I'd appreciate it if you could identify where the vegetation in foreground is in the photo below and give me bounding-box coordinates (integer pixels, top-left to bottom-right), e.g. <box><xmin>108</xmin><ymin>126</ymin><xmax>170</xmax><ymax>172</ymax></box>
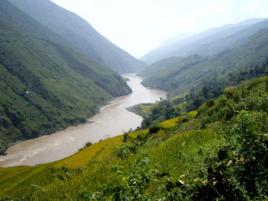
<box><xmin>0</xmin><ymin>76</ymin><xmax>267</xmax><ymax>200</ymax></box>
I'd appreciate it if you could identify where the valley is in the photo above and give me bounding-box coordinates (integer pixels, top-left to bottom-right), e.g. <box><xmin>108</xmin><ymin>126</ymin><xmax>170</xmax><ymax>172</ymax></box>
<box><xmin>0</xmin><ymin>0</ymin><xmax>268</xmax><ymax>200</ymax></box>
<box><xmin>0</xmin><ymin>74</ymin><xmax>166</xmax><ymax>167</ymax></box>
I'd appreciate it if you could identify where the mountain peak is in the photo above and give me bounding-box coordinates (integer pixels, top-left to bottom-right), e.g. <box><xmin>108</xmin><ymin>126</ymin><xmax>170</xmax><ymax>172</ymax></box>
<box><xmin>9</xmin><ymin>0</ymin><xmax>146</xmax><ymax>73</ymax></box>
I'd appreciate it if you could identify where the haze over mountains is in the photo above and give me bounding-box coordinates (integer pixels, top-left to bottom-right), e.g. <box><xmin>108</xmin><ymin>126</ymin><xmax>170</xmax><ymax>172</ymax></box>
<box><xmin>141</xmin><ymin>18</ymin><xmax>268</xmax><ymax>108</ymax></box>
<box><xmin>9</xmin><ymin>0</ymin><xmax>145</xmax><ymax>73</ymax></box>
<box><xmin>142</xmin><ymin>18</ymin><xmax>267</xmax><ymax>64</ymax></box>
<box><xmin>0</xmin><ymin>0</ymin><xmax>140</xmax><ymax>153</ymax></box>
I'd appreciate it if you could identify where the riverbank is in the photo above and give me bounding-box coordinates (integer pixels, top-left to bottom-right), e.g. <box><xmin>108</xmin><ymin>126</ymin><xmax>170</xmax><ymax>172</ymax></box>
<box><xmin>0</xmin><ymin>74</ymin><xmax>166</xmax><ymax>167</ymax></box>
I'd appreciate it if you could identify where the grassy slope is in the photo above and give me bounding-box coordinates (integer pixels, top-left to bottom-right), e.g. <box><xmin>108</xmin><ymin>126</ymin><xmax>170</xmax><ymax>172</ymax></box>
<box><xmin>0</xmin><ymin>129</ymin><xmax>222</xmax><ymax>200</ymax></box>
<box><xmin>0</xmin><ymin>1</ymin><xmax>131</xmax><ymax>153</ymax></box>
<box><xmin>0</xmin><ymin>133</ymin><xmax>135</xmax><ymax>197</ymax></box>
<box><xmin>0</xmin><ymin>76</ymin><xmax>267</xmax><ymax>200</ymax></box>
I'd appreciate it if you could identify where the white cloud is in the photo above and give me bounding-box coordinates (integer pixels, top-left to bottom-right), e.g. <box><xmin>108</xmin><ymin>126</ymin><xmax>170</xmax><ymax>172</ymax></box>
<box><xmin>50</xmin><ymin>0</ymin><xmax>268</xmax><ymax>58</ymax></box>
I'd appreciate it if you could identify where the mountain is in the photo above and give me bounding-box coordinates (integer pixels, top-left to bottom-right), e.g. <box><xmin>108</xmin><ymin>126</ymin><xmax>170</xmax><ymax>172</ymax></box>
<box><xmin>0</xmin><ymin>0</ymin><xmax>131</xmax><ymax>154</ymax></box>
<box><xmin>141</xmin><ymin>25</ymin><xmax>268</xmax><ymax>96</ymax></box>
<box><xmin>142</xmin><ymin>18</ymin><xmax>266</xmax><ymax>64</ymax></box>
<box><xmin>9</xmin><ymin>0</ymin><xmax>146</xmax><ymax>73</ymax></box>
<box><xmin>1</xmin><ymin>75</ymin><xmax>267</xmax><ymax>200</ymax></box>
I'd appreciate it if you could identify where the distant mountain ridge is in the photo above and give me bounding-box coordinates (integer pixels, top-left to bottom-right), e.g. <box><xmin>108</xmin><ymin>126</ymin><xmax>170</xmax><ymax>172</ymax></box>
<box><xmin>9</xmin><ymin>0</ymin><xmax>146</xmax><ymax>73</ymax></box>
<box><xmin>142</xmin><ymin>18</ymin><xmax>267</xmax><ymax>64</ymax></box>
<box><xmin>141</xmin><ymin>21</ymin><xmax>268</xmax><ymax>96</ymax></box>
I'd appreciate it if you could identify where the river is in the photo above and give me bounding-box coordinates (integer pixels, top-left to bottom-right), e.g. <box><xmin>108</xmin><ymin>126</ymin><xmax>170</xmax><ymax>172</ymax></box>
<box><xmin>0</xmin><ymin>74</ymin><xmax>166</xmax><ymax>167</ymax></box>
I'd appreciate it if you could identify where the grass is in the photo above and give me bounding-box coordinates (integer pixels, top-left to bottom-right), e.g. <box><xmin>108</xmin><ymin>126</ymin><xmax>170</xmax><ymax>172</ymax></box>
<box><xmin>0</xmin><ymin>135</ymin><xmax>125</xmax><ymax>197</ymax></box>
<box><xmin>53</xmin><ymin>136</ymin><xmax>123</xmax><ymax>169</ymax></box>
<box><xmin>0</xmin><ymin>165</ymin><xmax>51</xmax><ymax>197</ymax></box>
<box><xmin>0</xmin><ymin>90</ymin><xmax>225</xmax><ymax>200</ymax></box>
<box><xmin>159</xmin><ymin>117</ymin><xmax>181</xmax><ymax>129</ymax></box>
<box><xmin>127</xmin><ymin>103</ymin><xmax>155</xmax><ymax>118</ymax></box>
<box><xmin>0</xmin><ymin>114</ymin><xmax>220</xmax><ymax>199</ymax></box>
<box><xmin>1</xmin><ymin>77</ymin><xmax>267</xmax><ymax>200</ymax></box>
<box><xmin>148</xmin><ymin>129</ymin><xmax>224</xmax><ymax>177</ymax></box>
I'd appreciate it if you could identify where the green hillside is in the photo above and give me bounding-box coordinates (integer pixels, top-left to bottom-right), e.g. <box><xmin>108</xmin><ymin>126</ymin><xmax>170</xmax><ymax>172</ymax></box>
<box><xmin>0</xmin><ymin>1</ymin><xmax>131</xmax><ymax>154</ymax></box>
<box><xmin>139</xmin><ymin>26</ymin><xmax>268</xmax><ymax>129</ymax></box>
<box><xmin>141</xmin><ymin>28</ymin><xmax>268</xmax><ymax>99</ymax></box>
<box><xmin>0</xmin><ymin>76</ymin><xmax>267</xmax><ymax>201</ymax></box>
<box><xmin>9</xmin><ymin>0</ymin><xmax>146</xmax><ymax>73</ymax></box>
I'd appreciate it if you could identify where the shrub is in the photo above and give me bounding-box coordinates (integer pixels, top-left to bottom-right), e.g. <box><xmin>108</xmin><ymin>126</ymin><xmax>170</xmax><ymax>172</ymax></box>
<box><xmin>117</xmin><ymin>143</ymin><xmax>137</xmax><ymax>159</ymax></box>
<box><xmin>79</xmin><ymin>141</ymin><xmax>92</xmax><ymax>151</ymax></box>
<box><xmin>123</xmin><ymin>132</ymin><xmax>128</xmax><ymax>142</ymax></box>
<box><xmin>149</xmin><ymin>125</ymin><xmax>161</xmax><ymax>134</ymax></box>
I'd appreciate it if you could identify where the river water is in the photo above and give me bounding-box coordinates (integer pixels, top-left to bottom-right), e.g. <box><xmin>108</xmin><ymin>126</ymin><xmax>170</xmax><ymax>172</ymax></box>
<box><xmin>0</xmin><ymin>74</ymin><xmax>166</xmax><ymax>167</ymax></box>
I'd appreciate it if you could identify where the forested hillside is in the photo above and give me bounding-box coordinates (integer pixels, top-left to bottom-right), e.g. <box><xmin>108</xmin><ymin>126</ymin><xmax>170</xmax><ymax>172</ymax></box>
<box><xmin>141</xmin><ymin>27</ymin><xmax>268</xmax><ymax>100</ymax></box>
<box><xmin>0</xmin><ymin>1</ymin><xmax>131</xmax><ymax>154</ymax></box>
<box><xmin>9</xmin><ymin>0</ymin><xmax>146</xmax><ymax>73</ymax></box>
<box><xmin>0</xmin><ymin>76</ymin><xmax>267</xmax><ymax>201</ymax></box>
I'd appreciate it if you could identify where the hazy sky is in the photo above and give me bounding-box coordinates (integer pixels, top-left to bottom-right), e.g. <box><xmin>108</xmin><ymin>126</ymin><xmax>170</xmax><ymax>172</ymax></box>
<box><xmin>50</xmin><ymin>0</ymin><xmax>268</xmax><ymax>58</ymax></box>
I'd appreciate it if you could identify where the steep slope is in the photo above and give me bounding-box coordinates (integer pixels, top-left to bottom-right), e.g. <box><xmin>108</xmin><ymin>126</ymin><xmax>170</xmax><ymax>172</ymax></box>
<box><xmin>142</xmin><ymin>19</ymin><xmax>267</xmax><ymax>64</ymax></box>
<box><xmin>0</xmin><ymin>1</ymin><xmax>131</xmax><ymax>154</ymax></box>
<box><xmin>141</xmin><ymin>28</ymin><xmax>268</xmax><ymax>96</ymax></box>
<box><xmin>0</xmin><ymin>76</ymin><xmax>267</xmax><ymax>200</ymax></box>
<box><xmin>141</xmin><ymin>55</ymin><xmax>204</xmax><ymax>83</ymax></box>
<box><xmin>9</xmin><ymin>0</ymin><xmax>146</xmax><ymax>73</ymax></box>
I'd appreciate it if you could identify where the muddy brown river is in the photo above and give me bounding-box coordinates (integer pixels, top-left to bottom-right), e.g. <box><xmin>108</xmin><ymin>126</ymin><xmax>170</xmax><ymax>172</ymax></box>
<box><xmin>0</xmin><ymin>74</ymin><xmax>166</xmax><ymax>167</ymax></box>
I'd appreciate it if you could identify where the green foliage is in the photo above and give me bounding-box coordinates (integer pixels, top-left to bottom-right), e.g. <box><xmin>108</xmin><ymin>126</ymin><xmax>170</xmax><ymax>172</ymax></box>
<box><xmin>0</xmin><ymin>1</ymin><xmax>131</xmax><ymax>152</ymax></box>
<box><xmin>182</xmin><ymin>110</ymin><xmax>268</xmax><ymax>201</ymax></box>
<box><xmin>141</xmin><ymin>100</ymin><xmax>181</xmax><ymax>128</ymax></box>
<box><xmin>148</xmin><ymin>125</ymin><xmax>161</xmax><ymax>134</ymax></box>
<box><xmin>0</xmin><ymin>78</ymin><xmax>268</xmax><ymax>200</ymax></box>
<box><xmin>117</xmin><ymin>143</ymin><xmax>137</xmax><ymax>159</ymax></box>
<box><xmin>93</xmin><ymin>156</ymin><xmax>157</xmax><ymax>201</ymax></box>
<box><xmin>140</xmin><ymin>61</ymin><xmax>268</xmax><ymax>128</ymax></box>
<box><xmin>141</xmin><ymin>26</ymin><xmax>268</xmax><ymax>114</ymax></box>
<box><xmin>127</xmin><ymin>103</ymin><xmax>155</xmax><ymax>119</ymax></box>
<box><xmin>9</xmin><ymin>0</ymin><xmax>146</xmax><ymax>73</ymax></box>
<box><xmin>185</xmin><ymin>64</ymin><xmax>268</xmax><ymax>111</ymax></box>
